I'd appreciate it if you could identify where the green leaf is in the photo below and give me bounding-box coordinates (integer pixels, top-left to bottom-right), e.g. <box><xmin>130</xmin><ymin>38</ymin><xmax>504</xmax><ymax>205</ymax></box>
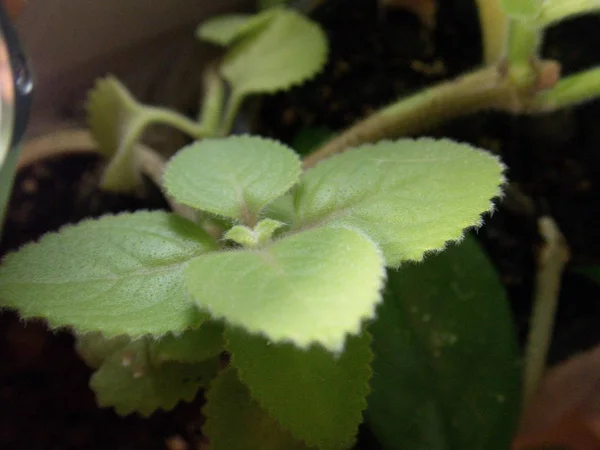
<box><xmin>221</xmin><ymin>9</ymin><xmax>327</xmax><ymax>99</ymax></box>
<box><xmin>196</xmin><ymin>10</ymin><xmax>277</xmax><ymax>46</ymax></box>
<box><xmin>75</xmin><ymin>332</ymin><xmax>130</xmax><ymax>369</ymax></box>
<box><xmin>164</xmin><ymin>136</ymin><xmax>301</xmax><ymax>223</ymax></box>
<box><xmin>86</xmin><ymin>76</ymin><xmax>148</xmax><ymax>191</ymax></box>
<box><xmin>226</xmin><ymin>328</ymin><xmax>372</xmax><ymax>449</ymax></box>
<box><xmin>294</xmin><ymin>138</ymin><xmax>505</xmax><ymax>267</ymax></box>
<box><xmin>367</xmin><ymin>236</ymin><xmax>521</xmax><ymax>450</ymax></box>
<box><xmin>91</xmin><ymin>339</ymin><xmax>219</xmax><ymax>416</ymax></box>
<box><xmin>149</xmin><ymin>321</ymin><xmax>225</xmax><ymax>364</ymax></box>
<box><xmin>203</xmin><ymin>368</ymin><xmax>312</xmax><ymax>450</ymax></box>
<box><xmin>0</xmin><ymin>211</ymin><xmax>216</xmax><ymax>337</ymax></box>
<box><xmin>500</xmin><ymin>0</ymin><xmax>542</xmax><ymax>19</ymax></box>
<box><xmin>185</xmin><ymin>226</ymin><xmax>385</xmax><ymax>352</ymax></box>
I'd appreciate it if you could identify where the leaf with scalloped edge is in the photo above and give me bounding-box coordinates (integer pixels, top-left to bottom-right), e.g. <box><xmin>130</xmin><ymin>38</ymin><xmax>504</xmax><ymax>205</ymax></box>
<box><xmin>203</xmin><ymin>368</ymin><xmax>313</xmax><ymax>450</ymax></box>
<box><xmin>185</xmin><ymin>226</ymin><xmax>385</xmax><ymax>352</ymax></box>
<box><xmin>0</xmin><ymin>211</ymin><xmax>216</xmax><ymax>337</ymax></box>
<box><xmin>293</xmin><ymin>138</ymin><xmax>505</xmax><ymax>267</ymax></box>
<box><xmin>163</xmin><ymin>136</ymin><xmax>301</xmax><ymax>223</ymax></box>
<box><xmin>75</xmin><ymin>332</ymin><xmax>130</xmax><ymax>369</ymax></box>
<box><xmin>149</xmin><ymin>321</ymin><xmax>225</xmax><ymax>365</ymax></box>
<box><xmin>227</xmin><ymin>328</ymin><xmax>372</xmax><ymax>449</ymax></box>
<box><xmin>85</xmin><ymin>76</ymin><xmax>148</xmax><ymax>191</ymax></box>
<box><xmin>196</xmin><ymin>9</ymin><xmax>278</xmax><ymax>46</ymax></box>
<box><xmin>221</xmin><ymin>9</ymin><xmax>327</xmax><ymax>101</ymax></box>
<box><xmin>90</xmin><ymin>339</ymin><xmax>220</xmax><ymax>416</ymax></box>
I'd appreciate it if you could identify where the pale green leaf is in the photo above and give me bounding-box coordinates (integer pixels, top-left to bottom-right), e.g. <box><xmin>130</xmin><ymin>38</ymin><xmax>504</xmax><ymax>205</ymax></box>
<box><xmin>150</xmin><ymin>321</ymin><xmax>225</xmax><ymax>364</ymax></box>
<box><xmin>227</xmin><ymin>328</ymin><xmax>372</xmax><ymax>449</ymax></box>
<box><xmin>196</xmin><ymin>10</ymin><xmax>277</xmax><ymax>46</ymax></box>
<box><xmin>86</xmin><ymin>76</ymin><xmax>147</xmax><ymax>191</ymax></box>
<box><xmin>163</xmin><ymin>136</ymin><xmax>301</xmax><ymax>223</ymax></box>
<box><xmin>91</xmin><ymin>339</ymin><xmax>220</xmax><ymax>416</ymax></box>
<box><xmin>367</xmin><ymin>236</ymin><xmax>521</xmax><ymax>450</ymax></box>
<box><xmin>0</xmin><ymin>211</ymin><xmax>217</xmax><ymax>337</ymax></box>
<box><xmin>501</xmin><ymin>0</ymin><xmax>542</xmax><ymax>19</ymax></box>
<box><xmin>221</xmin><ymin>9</ymin><xmax>327</xmax><ymax>99</ymax></box>
<box><xmin>203</xmin><ymin>368</ymin><xmax>312</xmax><ymax>450</ymax></box>
<box><xmin>293</xmin><ymin>138</ymin><xmax>505</xmax><ymax>267</ymax></box>
<box><xmin>75</xmin><ymin>332</ymin><xmax>130</xmax><ymax>369</ymax></box>
<box><xmin>185</xmin><ymin>226</ymin><xmax>385</xmax><ymax>352</ymax></box>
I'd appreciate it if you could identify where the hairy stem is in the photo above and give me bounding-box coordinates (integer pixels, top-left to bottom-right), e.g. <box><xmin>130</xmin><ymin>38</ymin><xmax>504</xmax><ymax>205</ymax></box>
<box><xmin>531</xmin><ymin>66</ymin><xmax>600</xmax><ymax>112</ymax></box>
<box><xmin>303</xmin><ymin>65</ymin><xmax>520</xmax><ymax>168</ymax></box>
<box><xmin>475</xmin><ymin>0</ymin><xmax>509</xmax><ymax>64</ymax></box>
<box><xmin>505</xmin><ymin>20</ymin><xmax>543</xmax><ymax>86</ymax></box>
<box><xmin>199</xmin><ymin>65</ymin><xmax>226</xmax><ymax>136</ymax></box>
<box><xmin>540</xmin><ymin>0</ymin><xmax>600</xmax><ymax>26</ymax></box>
<box><xmin>523</xmin><ymin>216</ymin><xmax>570</xmax><ymax>403</ymax></box>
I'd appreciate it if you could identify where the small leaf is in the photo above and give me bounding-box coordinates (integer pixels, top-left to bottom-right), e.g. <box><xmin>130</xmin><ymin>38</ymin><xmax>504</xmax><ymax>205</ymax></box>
<box><xmin>163</xmin><ymin>136</ymin><xmax>301</xmax><ymax>223</ymax></box>
<box><xmin>203</xmin><ymin>368</ymin><xmax>312</xmax><ymax>450</ymax></box>
<box><xmin>221</xmin><ymin>9</ymin><xmax>327</xmax><ymax>99</ymax></box>
<box><xmin>226</xmin><ymin>328</ymin><xmax>372</xmax><ymax>449</ymax></box>
<box><xmin>196</xmin><ymin>10</ymin><xmax>277</xmax><ymax>46</ymax></box>
<box><xmin>150</xmin><ymin>321</ymin><xmax>225</xmax><ymax>364</ymax></box>
<box><xmin>294</xmin><ymin>138</ymin><xmax>505</xmax><ymax>267</ymax></box>
<box><xmin>86</xmin><ymin>76</ymin><xmax>147</xmax><ymax>191</ymax></box>
<box><xmin>185</xmin><ymin>226</ymin><xmax>385</xmax><ymax>352</ymax></box>
<box><xmin>500</xmin><ymin>0</ymin><xmax>542</xmax><ymax>19</ymax></box>
<box><xmin>0</xmin><ymin>211</ymin><xmax>217</xmax><ymax>337</ymax></box>
<box><xmin>75</xmin><ymin>332</ymin><xmax>130</xmax><ymax>369</ymax></box>
<box><xmin>91</xmin><ymin>339</ymin><xmax>219</xmax><ymax>416</ymax></box>
<box><xmin>367</xmin><ymin>236</ymin><xmax>521</xmax><ymax>450</ymax></box>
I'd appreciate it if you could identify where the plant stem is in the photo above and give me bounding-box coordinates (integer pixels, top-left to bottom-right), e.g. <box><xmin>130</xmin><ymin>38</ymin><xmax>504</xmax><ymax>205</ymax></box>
<box><xmin>199</xmin><ymin>65</ymin><xmax>225</xmax><ymax>136</ymax></box>
<box><xmin>146</xmin><ymin>107</ymin><xmax>206</xmax><ymax>139</ymax></box>
<box><xmin>219</xmin><ymin>92</ymin><xmax>244</xmax><ymax>136</ymax></box>
<box><xmin>523</xmin><ymin>216</ymin><xmax>570</xmax><ymax>404</ymax></box>
<box><xmin>531</xmin><ymin>66</ymin><xmax>600</xmax><ymax>112</ymax></box>
<box><xmin>303</xmin><ymin>66</ymin><xmax>519</xmax><ymax>168</ymax></box>
<box><xmin>540</xmin><ymin>0</ymin><xmax>600</xmax><ymax>26</ymax></box>
<box><xmin>505</xmin><ymin>19</ymin><xmax>543</xmax><ymax>86</ymax></box>
<box><xmin>475</xmin><ymin>0</ymin><xmax>509</xmax><ymax>64</ymax></box>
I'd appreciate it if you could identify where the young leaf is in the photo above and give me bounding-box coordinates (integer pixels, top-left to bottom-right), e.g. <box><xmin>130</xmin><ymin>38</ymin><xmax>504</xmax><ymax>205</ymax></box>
<box><xmin>500</xmin><ymin>0</ymin><xmax>542</xmax><ymax>19</ymax></box>
<box><xmin>0</xmin><ymin>211</ymin><xmax>217</xmax><ymax>337</ymax></box>
<box><xmin>86</xmin><ymin>76</ymin><xmax>148</xmax><ymax>191</ymax></box>
<box><xmin>226</xmin><ymin>328</ymin><xmax>372</xmax><ymax>449</ymax></box>
<box><xmin>196</xmin><ymin>10</ymin><xmax>277</xmax><ymax>47</ymax></box>
<box><xmin>75</xmin><ymin>332</ymin><xmax>130</xmax><ymax>369</ymax></box>
<box><xmin>221</xmin><ymin>9</ymin><xmax>327</xmax><ymax>99</ymax></box>
<box><xmin>293</xmin><ymin>138</ymin><xmax>505</xmax><ymax>267</ymax></box>
<box><xmin>163</xmin><ymin>136</ymin><xmax>301</xmax><ymax>224</ymax></box>
<box><xmin>185</xmin><ymin>226</ymin><xmax>385</xmax><ymax>352</ymax></box>
<box><xmin>91</xmin><ymin>339</ymin><xmax>220</xmax><ymax>416</ymax></box>
<box><xmin>149</xmin><ymin>321</ymin><xmax>225</xmax><ymax>365</ymax></box>
<box><xmin>367</xmin><ymin>236</ymin><xmax>521</xmax><ymax>450</ymax></box>
<box><xmin>203</xmin><ymin>368</ymin><xmax>312</xmax><ymax>450</ymax></box>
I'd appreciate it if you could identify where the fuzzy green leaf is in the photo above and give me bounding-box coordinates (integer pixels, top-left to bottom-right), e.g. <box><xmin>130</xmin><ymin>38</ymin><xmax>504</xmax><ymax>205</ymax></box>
<box><xmin>196</xmin><ymin>10</ymin><xmax>277</xmax><ymax>46</ymax></box>
<box><xmin>149</xmin><ymin>321</ymin><xmax>225</xmax><ymax>364</ymax></box>
<box><xmin>221</xmin><ymin>9</ymin><xmax>327</xmax><ymax>99</ymax></box>
<box><xmin>203</xmin><ymin>368</ymin><xmax>312</xmax><ymax>450</ymax></box>
<box><xmin>0</xmin><ymin>211</ymin><xmax>216</xmax><ymax>337</ymax></box>
<box><xmin>75</xmin><ymin>332</ymin><xmax>130</xmax><ymax>369</ymax></box>
<box><xmin>367</xmin><ymin>236</ymin><xmax>521</xmax><ymax>450</ymax></box>
<box><xmin>164</xmin><ymin>136</ymin><xmax>301</xmax><ymax>223</ymax></box>
<box><xmin>500</xmin><ymin>0</ymin><xmax>542</xmax><ymax>19</ymax></box>
<box><xmin>227</xmin><ymin>328</ymin><xmax>372</xmax><ymax>449</ymax></box>
<box><xmin>91</xmin><ymin>339</ymin><xmax>219</xmax><ymax>416</ymax></box>
<box><xmin>86</xmin><ymin>76</ymin><xmax>148</xmax><ymax>191</ymax></box>
<box><xmin>294</xmin><ymin>138</ymin><xmax>505</xmax><ymax>267</ymax></box>
<box><xmin>185</xmin><ymin>226</ymin><xmax>385</xmax><ymax>352</ymax></box>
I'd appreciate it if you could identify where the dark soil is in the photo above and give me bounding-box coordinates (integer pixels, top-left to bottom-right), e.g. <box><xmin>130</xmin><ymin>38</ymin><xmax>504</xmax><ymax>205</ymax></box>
<box><xmin>2</xmin><ymin>0</ymin><xmax>600</xmax><ymax>448</ymax></box>
<box><xmin>255</xmin><ymin>0</ymin><xmax>600</xmax><ymax>363</ymax></box>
